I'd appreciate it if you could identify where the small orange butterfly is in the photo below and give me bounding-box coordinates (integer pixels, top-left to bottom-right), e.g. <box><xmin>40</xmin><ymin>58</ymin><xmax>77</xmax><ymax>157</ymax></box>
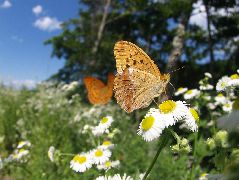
<box><xmin>113</xmin><ymin>41</ymin><xmax>170</xmax><ymax>113</ymax></box>
<box><xmin>84</xmin><ymin>73</ymin><xmax>115</xmax><ymax>105</ymax></box>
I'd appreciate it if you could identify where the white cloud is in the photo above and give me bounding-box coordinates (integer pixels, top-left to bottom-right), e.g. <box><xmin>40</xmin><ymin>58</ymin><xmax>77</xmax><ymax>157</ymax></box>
<box><xmin>1</xmin><ymin>79</ymin><xmax>39</xmax><ymax>89</ymax></box>
<box><xmin>0</xmin><ymin>0</ymin><xmax>12</xmax><ymax>8</ymax></box>
<box><xmin>34</xmin><ymin>16</ymin><xmax>62</xmax><ymax>32</ymax></box>
<box><xmin>32</xmin><ymin>5</ymin><xmax>43</xmax><ymax>15</ymax></box>
<box><xmin>189</xmin><ymin>0</ymin><xmax>207</xmax><ymax>30</ymax></box>
<box><xmin>11</xmin><ymin>35</ymin><xmax>24</xmax><ymax>43</ymax></box>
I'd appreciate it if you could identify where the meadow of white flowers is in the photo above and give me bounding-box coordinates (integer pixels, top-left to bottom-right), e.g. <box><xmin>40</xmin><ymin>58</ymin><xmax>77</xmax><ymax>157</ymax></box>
<box><xmin>0</xmin><ymin>70</ymin><xmax>239</xmax><ymax>179</ymax></box>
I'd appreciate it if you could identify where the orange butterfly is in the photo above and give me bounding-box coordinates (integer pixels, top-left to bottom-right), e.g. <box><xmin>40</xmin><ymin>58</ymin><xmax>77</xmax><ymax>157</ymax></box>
<box><xmin>84</xmin><ymin>73</ymin><xmax>115</xmax><ymax>105</ymax></box>
<box><xmin>113</xmin><ymin>41</ymin><xmax>170</xmax><ymax>113</ymax></box>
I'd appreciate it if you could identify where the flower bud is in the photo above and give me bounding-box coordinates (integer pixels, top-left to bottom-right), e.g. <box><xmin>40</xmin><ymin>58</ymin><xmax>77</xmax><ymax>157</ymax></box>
<box><xmin>214</xmin><ymin>130</ymin><xmax>229</xmax><ymax>148</ymax></box>
<box><xmin>206</xmin><ymin>138</ymin><xmax>216</xmax><ymax>151</ymax></box>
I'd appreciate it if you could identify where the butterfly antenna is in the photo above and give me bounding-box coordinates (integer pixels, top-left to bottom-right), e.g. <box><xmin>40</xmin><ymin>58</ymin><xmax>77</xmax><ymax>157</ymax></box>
<box><xmin>153</xmin><ymin>99</ymin><xmax>159</xmax><ymax>106</ymax></box>
<box><xmin>169</xmin><ymin>82</ymin><xmax>175</xmax><ymax>92</ymax></box>
<box><xmin>169</xmin><ymin>66</ymin><xmax>185</xmax><ymax>74</ymax></box>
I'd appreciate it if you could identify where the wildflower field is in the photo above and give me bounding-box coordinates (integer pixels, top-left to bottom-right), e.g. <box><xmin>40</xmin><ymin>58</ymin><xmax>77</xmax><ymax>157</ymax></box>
<box><xmin>0</xmin><ymin>71</ymin><xmax>239</xmax><ymax>179</ymax></box>
<box><xmin>1</xmin><ymin>0</ymin><xmax>239</xmax><ymax>179</ymax></box>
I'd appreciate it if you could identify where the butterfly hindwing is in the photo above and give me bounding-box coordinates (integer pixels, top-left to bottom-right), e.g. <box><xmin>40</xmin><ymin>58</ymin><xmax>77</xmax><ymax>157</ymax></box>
<box><xmin>114</xmin><ymin>68</ymin><xmax>163</xmax><ymax>113</ymax></box>
<box><xmin>83</xmin><ymin>73</ymin><xmax>115</xmax><ymax>105</ymax></box>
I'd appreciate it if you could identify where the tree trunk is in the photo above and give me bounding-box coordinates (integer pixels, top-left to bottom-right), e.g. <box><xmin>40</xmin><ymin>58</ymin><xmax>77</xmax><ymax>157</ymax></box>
<box><xmin>204</xmin><ymin>0</ymin><xmax>215</xmax><ymax>74</ymax></box>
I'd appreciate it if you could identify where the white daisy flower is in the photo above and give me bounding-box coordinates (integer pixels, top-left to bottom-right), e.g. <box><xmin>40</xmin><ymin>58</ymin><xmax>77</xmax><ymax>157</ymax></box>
<box><xmin>183</xmin><ymin>89</ymin><xmax>200</xmax><ymax>99</ymax></box>
<box><xmin>91</xmin><ymin>148</ymin><xmax>111</xmax><ymax>165</ymax></box>
<box><xmin>17</xmin><ymin>141</ymin><xmax>31</xmax><ymax>149</ymax></box>
<box><xmin>107</xmin><ymin>128</ymin><xmax>121</xmax><ymax>139</ymax></box>
<box><xmin>97</xmin><ymin>160</ymin><xmax>120</xmax><ymax>170</ymax></box>
<box><xmin>207</xmin><ymin>103</ymin><xmax>216</xmax><ymax>110</ymax></box>
<box><xmin>0</xmin><ymin>157</ymin><xmax>3</xmax><ymax>169</ymax></box>
<box><xmin>98</xmin><ymin>140</ymin><xmax>114</xmax><ymax>150</ymax></box>
<box><xmin>199</xmin><ymin>84</ymin><xmax>213</xmax><ymax>90</ymax></box>
<box><xmin>70</xmin><ymin>153</ymin><xmax>93</xmax><ymax>173</ymax></box>
<box><xmin>82</xmin><ymin>125</ymin><xmax>93</xmax><ymax>134</ymax></box>
<box><xmin>74</xmin><ymin>113</ymin><xmax>81</xmax><ymax>122</ymax></box>
<box><xmin>98</xmin><ymin>116</ymin><xmax>114</xmax><ymax>129</ymax></box>
<box><xmin>67</xmin><ymin>81</ymin><xmax>79</xmax><ymax>91</ymax></box>
<box><xmin>92</xmin><ymin>126</ymin><xmax>105</xmax><ymax>136</ymax></box>
<box><xmin>215</xmin><ymin>93</ymin><xmax>227</xmax><ymax>105</ymax></box>
<box><xmin>92</xmin><ymin>116</ymin><xmax>114</xmax><ymax>136</ymax></box>
<box><xmin>48</xmin><ymin>146</ymin><xmax>55</xmax><ymax>162</ymax></box>
<box><xmin>222</xmin><ymin>101</ymin><xmax>233</xmax><ymax>112</ymax></box>
<box><xmin>139</xmin><ymin>173</ymin><xmax>146</xmax><ymax>180</ymax></box>
<box><xmin>228</xmin><ymin>74</ymin><xmax>239</xmax><ymax>87</ymax></box>
<box><xmin>112</xmin><ymin>174</ymin><xmax>133</xmax><ymax>180</ymax></box>
<box><xmin>182</xmin><ymin>108</ymin><xmax>199</xmax><ymax>132</ymax></box>
<box><xmin>95</xmin><ymin>176</ymin><xmax>108</xmax><ymax>180</ymax></box>
<box><xmin>216</xmin><ymin>76</ymin><xmax>231</xmax><ymax>91</ymax></box>
<box><xmin>237</xmin><ymin>69</ymin><xmax>239</xmax><ymax>74</ymax></box>
<box><xmin>199</xmin><ymin>173</ymin><xmax>209</xmax><ymax>180</ymax></box>
<box><xmin>158</xmin><ymin>100</ymin><xmax>189</xmax><ymax>127</ymax></box>
<box><xmin>204</xmin><ymin>72</ymin><xmax>212</xmax><ymax>78</ymax></box>
<box><xmin>137</xmin><ymin>108</ymin><xmax>165</xmax><ymax>142</ymax></box>
<box><xmin>13</xmin><ymin>149</ymin><xmax>29</xmax><ymax>160</ymax></box>
<box><xmin>203</xmin><ymin>95</ymin><xmax>211</xmax><ymax>101</ymax></box>
<box><xmin>174</xmin><ymin>87</ymin><xmax>188</xmax><ymax>96</ymax></box>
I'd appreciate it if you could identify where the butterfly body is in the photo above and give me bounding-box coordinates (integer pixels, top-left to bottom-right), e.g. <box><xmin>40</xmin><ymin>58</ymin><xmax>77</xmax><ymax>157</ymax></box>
<box><xmin>113</xmin><ymin>41</ymin><xmax>170</xmax><ymax>113</ymax></box>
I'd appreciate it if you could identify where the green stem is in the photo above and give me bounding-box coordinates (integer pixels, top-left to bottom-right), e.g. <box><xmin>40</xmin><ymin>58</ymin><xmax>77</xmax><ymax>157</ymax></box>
<box><xmin>190</xmin><ymin>131</ymin><xmax>198</xmax><ymax>179</ymax></box>
<box><xmin>142</xmin><ymin>132</ymin><xmax>169</xmax><ymax>180</ymax></box>
<box><xmin>169</xmin><ymin>129</ymin><xmax>180</xmax><ymax>142</ymax></box>
<box><xmin>59</xmin><ymin>153</ymin><xmax>75</xmax><ymax>156</ymax></box>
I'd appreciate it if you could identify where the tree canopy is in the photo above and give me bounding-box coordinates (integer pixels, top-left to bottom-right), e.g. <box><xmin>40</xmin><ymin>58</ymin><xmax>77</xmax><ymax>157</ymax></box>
<box><xmin>46</xmin><ymin>0</ymin><xmax>239</xmax><ymax>87</ymax></box>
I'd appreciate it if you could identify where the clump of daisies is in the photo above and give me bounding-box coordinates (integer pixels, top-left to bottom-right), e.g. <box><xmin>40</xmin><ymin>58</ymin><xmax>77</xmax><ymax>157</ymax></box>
<box><xmin>48</xmin><ymin>115</ymin><xmax>121</xmax><ymax>176</ymax></box>
<box><xmin>61</xmin><ymin>81</ymin><xmax>79</xmax><ymax>92</ymax></box>
<box><xmin>4</xmin><ymin>140</ymin><xmax>32</xmax><ymax>164</ymax></box>
<box><xmin>137</xmin><ymin>100</ymin><xmax>199</xmax><ymax>142</ymax></box>
<box><xmin>199</xmin><ymin>72</ymin><xmax>214</xmax><ymax>91</ymax></box>
<box><xmin>216</xmin><ymin>73</ymin><xmax>239</xmax><ymax>92</ymax></box>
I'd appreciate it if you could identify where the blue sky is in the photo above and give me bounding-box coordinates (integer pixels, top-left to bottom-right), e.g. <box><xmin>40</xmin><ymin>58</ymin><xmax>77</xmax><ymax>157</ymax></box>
<box><xmin>0</xmin><ymin>0</ymin><xmax>78</xmax><ymax>87</ymax></box>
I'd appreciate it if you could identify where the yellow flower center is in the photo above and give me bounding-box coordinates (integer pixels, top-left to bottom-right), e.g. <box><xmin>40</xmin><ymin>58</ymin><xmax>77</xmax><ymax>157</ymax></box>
<box><xmin>217</xmin><ymin>93</ymin><xmax>224</xmax><ymax>97</ymax></box>
<box><xmin>141</xmin><ymin>116</ymin><xmax>155</xmax><ymax>131</ymax></box>
<box><xmin>103</xmin><ymin>141</ymin><xmax>111</xmax><ymax>146</ymax></box>
<box><xmin>19</xmin><ymin>149</ymin><xmax>26</xmax><ymax>153</ymax></box>
<box><xmin>230</xmin><ymin>74</ymin><xmax>239</xmax><ymax>79</ymax></box>
<box><xmin>159</xmin><ymin>100</ymin><xmax>176</xmax><ymax>114</ymax></box>
<box><xmin>233</xmin><ymin>98</ymin><xmax>239</xmax><ymax>110</ymax></box>
<box><xmin>186</xmin><ymin>90</ymin><xmax>192</xmax><ymax>94</ymax></box>
<box><xmin>101</xmin><ymin>117</ymin><xmax>108</xmax><ymax>124</ymax></box>
<box><xmin>190</xmin><ymin>108</ymin><xmax>199</xmax><ymax>122</ymax></box>
<box><xmin>73</xmin><ymin>155</ymin><xmax>86</xmax><ymax>164</ymax></box>
<box><xmin>225</xmin><ymin>103</ymin><xmax>231</xmax><ymax>108</ymax></box>
<box><xmin>95</xmin><ymin>149</ymin><xmax>103</xmax><ymax>157</ymax></box>
<box><xmin>221</xmin><ymin>82</ymin><xmax>226</xmax><ymax>88</ymax></box>
<box><xmin>18</xmin><ymin>141</ymin><xmax>24</xmax><ymax>146</ymax></box>
<box><xmin>178</xmin><ymin>87</ymin><xmax>184</xmax><ymax>91</ymax></box>
<box><xmin>105</xmin><ymin>161</ymin><xmax>111</xmax><ymax>167</ymax></box>
<box><xmin>13</xmin><ymin>154</ymin><xmax>18</xmax><ymax>159</ymax></box>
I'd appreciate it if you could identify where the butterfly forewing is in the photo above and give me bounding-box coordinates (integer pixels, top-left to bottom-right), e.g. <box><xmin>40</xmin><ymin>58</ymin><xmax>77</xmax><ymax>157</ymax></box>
<box><xmin>114</xmin><ymin>41</ymin><xmax>161</xmax><ymax>77</ymax></box>
<box><xmin>113</xmin><ymin>41</ymin><xmax>170</xmax><ymax>113</ymax></box>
